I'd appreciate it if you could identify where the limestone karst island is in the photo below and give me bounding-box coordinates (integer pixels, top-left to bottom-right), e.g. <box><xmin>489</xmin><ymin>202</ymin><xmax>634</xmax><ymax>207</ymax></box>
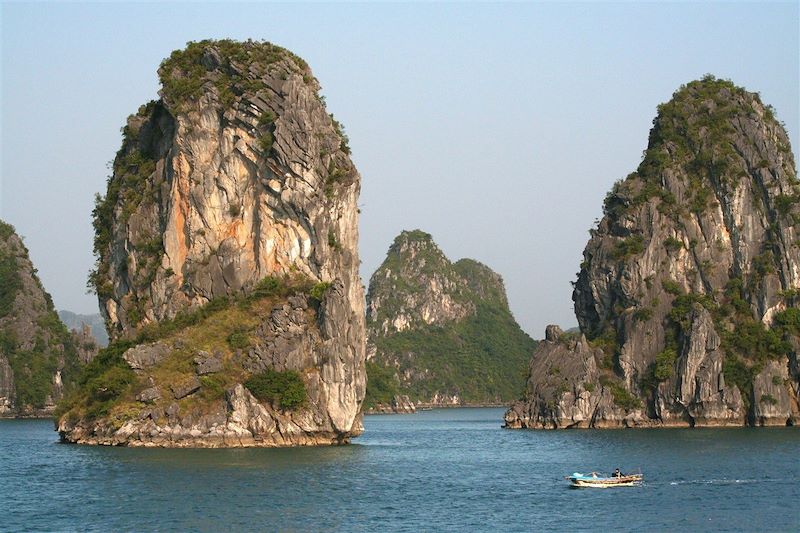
<box><xmin>364</xmin><ymin>230</ymin><xmax>536</xmax><ymax>413</ymax></box>
<box><xmin>506</xmin><ymin>77</ymin><xmax>800</xmax><ymax>429</ymax></box>
<box><xmin>52</xmin><ymin>40</ymin><xmax>367</xmax><ymax>446</ymax></box>
<box><xmin>0</xmin><ymin>221</ymin><xmax>96</xmax><ymax>417</ymax></box>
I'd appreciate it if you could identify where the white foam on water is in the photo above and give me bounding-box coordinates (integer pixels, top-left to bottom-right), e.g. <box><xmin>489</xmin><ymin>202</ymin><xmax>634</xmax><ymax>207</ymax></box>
<box><xmin>668</xmin><ymin>478</ymin><xmax>763</xmax><ymax>486</ymax></box>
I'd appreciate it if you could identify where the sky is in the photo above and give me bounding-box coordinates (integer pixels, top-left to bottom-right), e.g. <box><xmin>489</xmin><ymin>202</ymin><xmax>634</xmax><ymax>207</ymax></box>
<box><xmin>1</xmin><ymin>1</ymin><xmax>798</xmax><ymax>338</ymax></box>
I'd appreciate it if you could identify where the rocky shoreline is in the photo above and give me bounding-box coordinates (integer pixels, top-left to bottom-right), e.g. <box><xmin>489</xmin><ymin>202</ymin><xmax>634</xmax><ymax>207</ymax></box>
<box><xmin>58</xmin><ymin>385</ymin><xmax>363</xmax><ymax>448</ymax></box>
<box><xmin>364</xmin><ymin>397</ymin><xmax>507</xmax><ymax>415</ymax></box>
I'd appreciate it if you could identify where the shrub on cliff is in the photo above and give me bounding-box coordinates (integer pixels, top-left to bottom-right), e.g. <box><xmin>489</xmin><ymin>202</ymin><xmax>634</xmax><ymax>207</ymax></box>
<box><xmin>245</xmin><ymin>369</ymin><xmax>306</xmax><ymax>409</ymax></box>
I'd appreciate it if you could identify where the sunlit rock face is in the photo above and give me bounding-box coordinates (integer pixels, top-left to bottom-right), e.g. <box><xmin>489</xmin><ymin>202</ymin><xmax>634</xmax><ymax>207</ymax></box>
<box><xmin>506</xmin><ymin>76</ymin><xmax>800</xmax><ymax>429</ymax></box>
<box><xmin>59</xmin><ymin>40</ymin><xmax>365</xmax><ymax>446</ymax></box>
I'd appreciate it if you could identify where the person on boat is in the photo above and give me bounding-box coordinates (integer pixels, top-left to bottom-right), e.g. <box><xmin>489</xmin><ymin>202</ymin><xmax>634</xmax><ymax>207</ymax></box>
<box><xmin>613</xmin><ymin>468</ymin><xmax>622</xmax><ymax>478</ymax></box>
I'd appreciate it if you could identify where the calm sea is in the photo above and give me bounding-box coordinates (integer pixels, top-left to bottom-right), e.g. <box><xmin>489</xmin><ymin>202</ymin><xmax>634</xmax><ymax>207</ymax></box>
<box><xmin>1</xmin><ymin>408</ymin><xmax>797</xmax><ymax>532</ymax></box>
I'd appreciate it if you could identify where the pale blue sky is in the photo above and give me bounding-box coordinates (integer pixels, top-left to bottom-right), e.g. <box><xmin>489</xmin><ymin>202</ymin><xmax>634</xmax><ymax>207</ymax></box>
<box><xmin>1</xmin><ymin>1</ymin><xmax>798</xmax><ymax>337</ymax></box>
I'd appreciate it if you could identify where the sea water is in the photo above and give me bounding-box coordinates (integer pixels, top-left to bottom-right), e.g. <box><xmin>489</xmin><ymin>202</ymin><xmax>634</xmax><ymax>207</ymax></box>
<box><xmin>1</xmin><ymin>408</ymin><xmax>797</xmax><ymax>532</ymax></box>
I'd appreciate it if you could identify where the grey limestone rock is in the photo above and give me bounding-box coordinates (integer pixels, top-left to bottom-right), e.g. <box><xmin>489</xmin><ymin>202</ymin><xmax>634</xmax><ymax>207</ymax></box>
<box><xmin>71</xmin><ymin>324</ymin><xmax>100</xmax><ymax>364</ymax></box>
<box><xmin>753</xmin><ymin>359</ymin><xmax>793</xmax><ymax>426</ymax></box>
<box><xmin>0</xmin><ymin>356</ymin><xmax>14</xmax><ymax>415</ymax></box>
<box><xmin>367</xmin><ymin>394</ymin><xmax>417</xmax><ymax>414</ymax></box>
<box><xmin>123</xmin><ymin>343</ymin><xmax>170</xmax><ymax>371</ymax></box>
<box><xmin>137</xmin><ymin>387</ymin><xmax>162</xmax><ymax>403</ymax></box>
<box><xmin>194</xmin><ymin>351</ymin><xmax>223</xmax><ymax>375</ymax></box>
<box><xmin>545</xmin><ymin>325</ymin><xmax>563</xmax><ymax>342</ymax></box>
<box><xmin>171</xmin><ymin>377</ymin><xmax>201</xmax><ymax>399</ymax></box>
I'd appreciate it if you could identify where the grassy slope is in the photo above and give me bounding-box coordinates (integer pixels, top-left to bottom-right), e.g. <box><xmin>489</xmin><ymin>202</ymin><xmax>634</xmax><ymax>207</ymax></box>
<box><xmin>57</xmin><ymin>277</ymin><xmax>322</xmax><ymax>428</ymax></box>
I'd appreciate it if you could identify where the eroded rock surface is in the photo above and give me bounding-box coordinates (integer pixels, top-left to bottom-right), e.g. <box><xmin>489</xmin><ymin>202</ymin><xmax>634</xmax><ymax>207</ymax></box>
<box><xmin>507</xmin><ymin>76</ymin><xmax>800</xmax><ymax>429</ymax></box>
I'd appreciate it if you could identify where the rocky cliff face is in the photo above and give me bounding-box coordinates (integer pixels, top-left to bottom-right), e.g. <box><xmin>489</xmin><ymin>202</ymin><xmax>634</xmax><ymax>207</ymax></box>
<box><xmin>366</xmin><ymin>230</ymin><xmax>535</xmax><ymax>408</ymax></box>
<box><xmin>506</xmin><ymin>76</ymin><xmax>800</xmax><ymax>429</ymax></box>
<box><xmin>0</xmin><ymin>221</ymin><xmax>81</xmax><ymax>417</ymax></box>
<box><xmin>58</xmin><ymin>39</ymin><xmax>365</xmax><ymax>446</ymax></box>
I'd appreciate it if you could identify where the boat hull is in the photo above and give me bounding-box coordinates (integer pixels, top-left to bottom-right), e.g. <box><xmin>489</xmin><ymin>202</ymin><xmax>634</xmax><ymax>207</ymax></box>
<box><xmin>568</xmin><ymin>473</ymin><xmax>642</xmax><ymax>488</ymax></box>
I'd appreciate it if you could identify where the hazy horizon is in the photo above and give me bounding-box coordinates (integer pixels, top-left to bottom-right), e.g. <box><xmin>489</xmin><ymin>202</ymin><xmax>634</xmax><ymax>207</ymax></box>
<box><xmin>2</xmin><ymin>2</ymin><xmax>798</xmax><ymax>338</ymax></box>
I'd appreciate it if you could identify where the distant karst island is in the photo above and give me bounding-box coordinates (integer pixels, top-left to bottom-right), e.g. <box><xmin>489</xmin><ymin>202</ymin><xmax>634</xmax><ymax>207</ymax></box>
<box><xmin>0</xmin><ymin>221</ymin><xmax>96</xmax><ymax>417</ymax></box>
<box><xmin>364</xmin><ymin>230</ymin><xmax>536</xmax><ymax>413</ymax></box>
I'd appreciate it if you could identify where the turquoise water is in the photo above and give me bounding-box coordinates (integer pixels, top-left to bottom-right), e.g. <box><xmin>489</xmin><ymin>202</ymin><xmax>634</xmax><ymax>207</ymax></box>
<box><xmin>1</xmin><ymin>408</ymin><xmax>798</xmax><ymax>532</ymax></box>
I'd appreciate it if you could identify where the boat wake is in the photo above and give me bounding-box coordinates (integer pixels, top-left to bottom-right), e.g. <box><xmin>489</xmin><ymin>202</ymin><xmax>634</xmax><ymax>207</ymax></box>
<box><xmin>668</xmin><ymin>478</ymin><xmax>763</xmax><ymax>486</ymax></box>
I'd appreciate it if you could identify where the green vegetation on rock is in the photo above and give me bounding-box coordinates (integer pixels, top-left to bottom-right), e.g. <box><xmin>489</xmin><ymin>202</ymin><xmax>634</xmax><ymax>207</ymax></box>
<box><xmin>89</xmin><ymin>102</ymin><xmax>163</xmax><ymax>303</ymax></box>
<box><xmin>0</xmin><ymin>248</ymin><xmax>22</xmax><ymax>319</ymax></box>
<box><xmin>601</xmin><ymin>75</ymin><xmax>791</xmax><ymax>227</ymax></box>
<box><xmin>600</xmin><ymin>375</ymin><xmax>642</xmax><ymax>411</ymax></box>
<box><xmin>611</xmin><ymin>235</ymin><xmax>645</xmax><ymax>260</ymax></box>
<box><xmin>363</xmin><ymin>361</ymin><xmax>401</xmax><ymax>407</ymax></box>
<box><xmin>370</xmin><ymin>301</ymin><xmax>535</xmax><ymax>405</ymax></box>
<box><xmin>245</xmin><ymin>369</ymin><xmax>306</xmax><ymax>410</ymax></box>
<box><xmin>158</xmin><ymin>39</ymin><xmax>313</xmax><ymax>112</ymax></box>
<box><xmin>57</xmin><ymin>339</ymin><xmax>137</xmax><ymax>421</ymax></box>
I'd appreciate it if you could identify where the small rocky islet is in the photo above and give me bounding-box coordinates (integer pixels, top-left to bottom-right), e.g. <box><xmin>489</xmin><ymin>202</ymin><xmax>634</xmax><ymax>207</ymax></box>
<box><xmin>1</xmin><ymin>40</ymin><xmax>797</xmax><ymax>444</ymax></box>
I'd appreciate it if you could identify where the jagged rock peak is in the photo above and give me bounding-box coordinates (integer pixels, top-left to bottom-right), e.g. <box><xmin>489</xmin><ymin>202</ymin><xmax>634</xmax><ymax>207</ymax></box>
<box><xmin>506</xmin><ymin>76</ymin><xmax>800</xmax><ymax>429</ymax></box>
<box><xmin>544</xmin><ymin>325</ymin><xmax>563</xmax><ymax>342</ymax></box>
<box><xmin>0</xmin><ymin>220</ymin><xmax>81</xmax><ymax>417</ymax></box>
<box><xmin>366</xmin><ymin>229</ymin><xmax>535</xmax><ymax>408</ymax></box>
<box><xmin>60</xmin><ymin>40</ymin><xmax>365</xmax><ymax>447</ymax></box>
<box><xmin>367</xmin><ymin>229</ymin><xmax>476</xmax><ymax>335</ymax></box>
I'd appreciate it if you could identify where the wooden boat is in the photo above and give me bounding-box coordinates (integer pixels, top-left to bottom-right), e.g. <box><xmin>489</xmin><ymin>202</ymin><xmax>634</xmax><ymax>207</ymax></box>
<box><xmin>567</xmin><ymin>472</ymin><xmax>643</xmax><ymax>488</ymax></box>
